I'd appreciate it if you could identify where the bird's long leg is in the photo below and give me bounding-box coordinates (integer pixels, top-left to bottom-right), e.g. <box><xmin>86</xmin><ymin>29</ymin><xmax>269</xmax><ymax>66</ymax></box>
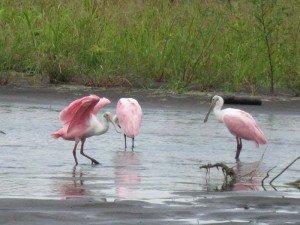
<box><xmin>131</xmin><ymin>137</ymin><xmax>134</xmax><ymax>151</ymax></box>
<box><xmin>80</xmin><ymin>138</ymin><xmax>100</xmax><ymax>165</ymax></box>
<box><xmin>124</xmin><ymin>134</ymin><xmax>127</xmax><ymax>150</ymax></box>
<box><xmin>73</xmin><ymin>141</ymin><xmax>79</xmax><ymax>165</ymax></box>
<box><xmin>235</xmin><ymin>137</ymin><xmax>242</xmax><ymax>159</ymax></box>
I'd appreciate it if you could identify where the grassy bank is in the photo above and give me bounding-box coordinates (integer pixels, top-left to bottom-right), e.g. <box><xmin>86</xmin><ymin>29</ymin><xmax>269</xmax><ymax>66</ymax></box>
<box><xmin>0</xmin><ymin>0</ymin><xmax>299</xmax><ymax>94</ymax></box>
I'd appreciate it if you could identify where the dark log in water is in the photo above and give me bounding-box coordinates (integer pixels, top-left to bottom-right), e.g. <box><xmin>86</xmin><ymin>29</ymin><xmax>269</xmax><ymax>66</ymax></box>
<box><xmin>223</xmin><ymin>95</ymin><xmax>262</xmax><ymax>105</ymax></box>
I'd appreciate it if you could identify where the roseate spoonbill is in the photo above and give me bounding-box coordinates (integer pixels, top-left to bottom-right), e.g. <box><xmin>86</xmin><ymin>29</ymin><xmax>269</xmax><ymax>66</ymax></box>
<box><xmin>113</xmin><ymin>98</ymin><xmax>142</xmax><ymax>150</ymax></box>
<box><xmin>204</xmin><ymin>95</ymin><xmax>267</xmax><ymax>159</ymax></box>
<box><xmin>51</xmin><ymin>95</ymin><xmax>118</xmax><ymax>165</ymax></box>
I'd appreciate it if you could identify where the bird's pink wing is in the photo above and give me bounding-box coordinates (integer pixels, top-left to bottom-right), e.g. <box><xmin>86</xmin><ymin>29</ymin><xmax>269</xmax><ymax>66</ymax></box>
<box><xmin>65</xmin><ymin>95</ymin><xmax>100</xmax><ymax>138</ymax></box>
<box><xmin>92</xmin><ymin>97</ymin><xmax>111</xmax><ymax>115</ymax></box>
<box><xmin>116</xmin><ymin>98</ymin><xmax>142</xmax><ymax>138</ymax></box>
<box><xmin>59</xmin><ymin>96</ymin><xmax>87</xmax><ymax>123</ymax></box>
<box><xmin>236</xmin><ymin>110</ymin><xmax>267</xmax><ymax>144</ymax></box>
<box><xmin>223</xmin><ymin>110</ymin><xmax>267</xmax><ymax>145</ymax></box>
<box><xmin>237</xmin><ymin>110</ymin><xmax>256</xmax><ymax>123</ymax></box>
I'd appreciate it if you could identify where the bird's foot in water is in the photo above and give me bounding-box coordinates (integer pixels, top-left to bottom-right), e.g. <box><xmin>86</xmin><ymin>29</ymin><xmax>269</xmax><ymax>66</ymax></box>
<box><xmin>91</xmin><ymin>159</ymin><xmax>100</xmax><ymax>165</ymax></box>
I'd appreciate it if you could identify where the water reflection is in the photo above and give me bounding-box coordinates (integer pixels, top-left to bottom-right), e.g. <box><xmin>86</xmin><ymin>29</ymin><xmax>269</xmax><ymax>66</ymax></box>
<box><xmin>57</xmin><ymin>167</ymin><xmax>87</xmax><ymax>199</ymax></box>
<box><xmin>114</xmin><ymin>151</ymin><xmax>141</xmax><ymax>199</ymax></box>
<box><xmin>203</xmin><ymin>160</ymin><xmax>264</xmax><ymax>191</ymax></box>
<box><xmin>233</xmin><ymin>160</ymin><xmax>263</xmax><ymax>191</ymax></box>
<box><xmin>0</xmin><ymin>99</ymin><xmax>299</xmax><ymax>200</ymax></box>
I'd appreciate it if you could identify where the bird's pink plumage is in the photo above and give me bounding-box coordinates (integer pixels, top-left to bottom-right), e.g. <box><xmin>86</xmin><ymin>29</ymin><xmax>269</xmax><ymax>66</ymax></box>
<box><xmin>92</xmin><ymin>97</ymin><xmax>111</xmax><ymax>115</ymax></box>
<box><xmin>223</xmin><ymin>110</ymin><xmax>267</xmax><ymax>146</ymax></box>
<box><xmin>59</xmin><ymin>95</ymin><xmax>99</xmax><ymax>123</ymax></box>
<box><xmin>116</xmin><ymin>98</ymin><xmax>142</xmax><ymax>138</ymax></box>
<box><xmin>67</xmin><ymin>96</ymin><xmax>100</xmax><ymax>138</ymax></box>
<box><xmin>52</xmin><ymin>95</ymin><xmax>110</xmax><ymax>140</ymax></box>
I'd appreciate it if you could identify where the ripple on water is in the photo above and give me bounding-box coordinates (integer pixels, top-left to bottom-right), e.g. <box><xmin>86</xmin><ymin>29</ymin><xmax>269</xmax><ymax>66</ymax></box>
<box><xmin>0</xmin><ymin>101</ymin><xmax>299</xmax><ymax>203</ymax></box>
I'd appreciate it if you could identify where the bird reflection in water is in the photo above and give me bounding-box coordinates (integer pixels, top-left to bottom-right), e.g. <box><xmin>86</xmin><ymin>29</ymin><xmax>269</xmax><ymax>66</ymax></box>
<box><xmin>233</xmin><ymin>160</ymin><xmax>264</xmax><ymax>191</ymax></box>
<box><xmin>114</xmin><ymin>151</ymin><xmax>141</xmax><ymax>199</ymax></box>
<box><xmin>204</xmin><ymin>160</ymin><xmax>264</xmax><ymax>191</ymax></box>
<box><xmin>58</xmin><ymin>167</ymin><xmax>87</xmax><ymax>199</ymax></box>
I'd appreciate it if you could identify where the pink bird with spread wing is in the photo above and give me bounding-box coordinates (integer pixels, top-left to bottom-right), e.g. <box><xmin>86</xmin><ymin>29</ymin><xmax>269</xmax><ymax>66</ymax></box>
<box><xmin>204</xmin><ymin>95</ymin><xmax>267</xmax><ymax>159</ymax></box>
<box><xmin>113</xmin><ymin>98</ymin><xmax>142</xmax><ymax>150</ymax></box>
<box><xmin>52</xmin><ymin>95</ymin><xmax>118</xmax><ymax>165</ymax></box>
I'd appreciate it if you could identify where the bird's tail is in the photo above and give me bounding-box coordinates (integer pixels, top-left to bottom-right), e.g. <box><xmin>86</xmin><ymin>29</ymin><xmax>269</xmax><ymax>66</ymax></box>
<box><xmin>255</xmin><ymin>126</ymin><xmax>267</xmax><ymax>146</ymax></box>
<box><xmin>51</xmin><ymin>132</ymin><xmax>62</xmax><ymax>139</ymax></box>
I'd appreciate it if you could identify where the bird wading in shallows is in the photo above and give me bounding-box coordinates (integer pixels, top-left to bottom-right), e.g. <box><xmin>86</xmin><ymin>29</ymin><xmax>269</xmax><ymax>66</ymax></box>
<box><xmin>52</xmin><ymin>95</ymin><xmax>119</xmax><ymax>165</ymax></box>
<box><xmin>204</xmin><ymin>95</ymin><xmax>267</xmax><ymax>159</ymax></box>
<box><xmin>113</xmin><ymin>98</ymin><xmax>142</xmax><ymax>150</ymax></box>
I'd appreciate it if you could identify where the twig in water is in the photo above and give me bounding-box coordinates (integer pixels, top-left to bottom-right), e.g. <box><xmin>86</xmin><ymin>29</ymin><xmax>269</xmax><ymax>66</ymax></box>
<box><xmin>200</xmin><ymin>163</ymin><xmax>236</xmax><ymax>181</ymax></box>
<box><xmin>250</xmin><ymin>145</ymin><xmax>269</xmax><ymax>180</ymax></box>
<box><xmin>269</xmin><ymin>156</ymin><xmax>300</xmax><ymax>185</ymax></box>
<box><xmin>200</xmin><ymin>162</ymin><xmax>237</xmax><ymax>191</ymax></box>
<box><xmin>239</xmin><ymin>146</ymin><xmax>268</xmax><ymax>180</ymax></box>
<box><xmin>261</xmin><ymin>166</ymin><xmax>277</xmax><ymax>191</ymax></box>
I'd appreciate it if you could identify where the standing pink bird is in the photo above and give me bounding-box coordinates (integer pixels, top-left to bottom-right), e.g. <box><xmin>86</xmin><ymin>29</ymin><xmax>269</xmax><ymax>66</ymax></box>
<box><xmin>204</xmin><ymin>95</ymin><xmax>267</xmax><ymax>159</ymax></box>
<box><xmin>52</xmin><ymin>95</ymin><xmax>118</xmax><ymax>165</ymax></box>
<box><xmin>113</xmin><ymin>98</ymin><xmax>142</xmax><ymax>150</ymax></box>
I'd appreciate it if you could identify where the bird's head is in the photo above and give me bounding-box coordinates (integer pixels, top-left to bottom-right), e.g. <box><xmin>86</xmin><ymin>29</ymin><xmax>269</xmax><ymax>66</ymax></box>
<box><xmin>204</xmin><ymin>95</ymin><xmax>224</xmax><ymax>123</ymax></box>
<box><xmin>103</xmin><ymin>112</ymin><xmax>121</xmax><ymax>133</ymax></box>
<box><xmin>103</xmin><ymin>112</ymin><xmax>113</xmax><ymax>121</ymax></box>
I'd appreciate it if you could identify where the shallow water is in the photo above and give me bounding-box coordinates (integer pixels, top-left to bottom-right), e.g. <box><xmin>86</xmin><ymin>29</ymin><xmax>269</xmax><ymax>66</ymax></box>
<box><xmin>0</xmin><ymin>89</ymin><xmax>299</xmax><ymax>203</ymax></box>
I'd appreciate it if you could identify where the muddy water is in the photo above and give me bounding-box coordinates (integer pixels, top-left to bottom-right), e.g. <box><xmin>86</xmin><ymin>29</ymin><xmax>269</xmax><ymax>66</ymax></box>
<box><xmin>0</xmin><ymin>88</ymin><xmax>299</xmax><ymax>203</ymax></box>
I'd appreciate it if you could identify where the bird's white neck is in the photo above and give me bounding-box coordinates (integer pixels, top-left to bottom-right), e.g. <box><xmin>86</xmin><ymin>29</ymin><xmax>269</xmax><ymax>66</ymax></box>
<box><xmin>112</xmin><ymin>114</ymin><xmax>119</xmax><ymax>126</ymax></box>
<box><xmin>213</xmin><ymin>98</ymin><xmax>224</xmax><ymax>122</ymax></box>
<box><xmin>94</xmin><ymin>117</ymin><xmax>109</xmax><ymax>135</ymax></box>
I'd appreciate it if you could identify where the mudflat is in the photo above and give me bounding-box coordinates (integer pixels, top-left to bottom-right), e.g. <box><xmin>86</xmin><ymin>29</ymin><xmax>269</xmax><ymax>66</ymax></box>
<box><xmin>0</xmin><ymin>192</ymin><xmax>299</xmax><ymax>225</ymax></box>
<box><xmin>1</xmin><ymin>85</ymin><xmax>300</xmax><ymax>112</ymax></box>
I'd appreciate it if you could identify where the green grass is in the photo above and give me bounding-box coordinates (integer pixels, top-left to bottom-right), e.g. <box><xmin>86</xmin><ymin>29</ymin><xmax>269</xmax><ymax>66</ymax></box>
<box><xmin>0</xmin><ymin>0</ymin><xmax>299</xmax><ymax>94</ymax></box>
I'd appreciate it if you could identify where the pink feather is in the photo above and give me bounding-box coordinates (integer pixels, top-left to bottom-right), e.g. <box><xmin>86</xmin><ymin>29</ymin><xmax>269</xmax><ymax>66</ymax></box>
<box><xmin>92</xmin><ymin>97</ymin><xmax>111</xmax><ymax>115</ymax></box>
<box><xmin>223</xmin><ymin>110</ymin><xmax>267</xmax><ymax>146</ymax></box>
<box><xmin>116</xmin><ymin>98</ymin><xmax>142</xmax><ymax>138</ymax></box>
<box><xmin>52</xmin><ymin>95</ymin><xmax>110</xmax><ymax>140</ymax></box>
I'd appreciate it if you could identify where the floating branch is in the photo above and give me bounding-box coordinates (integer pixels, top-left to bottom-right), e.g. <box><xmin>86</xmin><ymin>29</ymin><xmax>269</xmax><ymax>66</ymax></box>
<box><xmin>200</xmin><ymin>163</ymin><xmax>237</xmax><ymax>191</ymax></box>
<box><xmin>200</xmin><ymin>163</ymin><xmax>236</xmax><ymax>181</ymax></box>
<box><xmin>269</xmin><ymin>156</ymin><xmax>300</xmax><ymax>185</ymax></box>
<box><xmin>262</xmin><ymin>166</ymin><xmax>277</xmax><ymax>191</ymax></box>
<box><xmin>236</xmin><ymin>146</ymin><xmax>268</xmax><ymax>181</ymax></box>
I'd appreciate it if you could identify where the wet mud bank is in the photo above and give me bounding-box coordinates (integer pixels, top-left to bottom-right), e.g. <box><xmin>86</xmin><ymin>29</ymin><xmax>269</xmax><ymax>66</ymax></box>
<box><xmin>0</xmin><ymin>192</ymin><xmax>299</xmax><ymax>225</ymax></box>
<box><xmin>1</xmin><ymin>85</ymin><xmax>300</xmax><ymax>112</ymax></box>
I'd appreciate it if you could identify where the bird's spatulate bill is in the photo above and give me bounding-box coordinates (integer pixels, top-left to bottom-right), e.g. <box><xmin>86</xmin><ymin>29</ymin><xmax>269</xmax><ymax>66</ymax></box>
<box><xmin>204</xmin><ymin>102</ymin><xmax>215</xmax><ymax>123</ymax></box>
<box><xmin>110</xmin><ymin>119</ymin><xmax>121</xmax><ymax>133</ymax></box>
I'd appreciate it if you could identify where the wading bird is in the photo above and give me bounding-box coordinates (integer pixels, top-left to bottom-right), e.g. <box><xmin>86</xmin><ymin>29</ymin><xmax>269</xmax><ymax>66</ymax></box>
<box><xmin>204</xmin><ymin>95</ymin><xmax>267</xmax><ymax>159</ymax></box>
<box><xmin>52</xmin><ymin>95</ymin><xmax>118</xmax><ymax>165</ymax></box>
<box><xmin>113</xmin><ymin>98</ymin><xmax>142</xmax><ymax>150</ymax></box>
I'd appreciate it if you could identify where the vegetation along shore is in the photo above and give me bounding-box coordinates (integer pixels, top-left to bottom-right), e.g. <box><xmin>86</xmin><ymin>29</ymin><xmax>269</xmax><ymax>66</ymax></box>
<box><xmin>0</xmin><ymin>0</ymin><xmax>299</xmax><ymax>95</ymax></box>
